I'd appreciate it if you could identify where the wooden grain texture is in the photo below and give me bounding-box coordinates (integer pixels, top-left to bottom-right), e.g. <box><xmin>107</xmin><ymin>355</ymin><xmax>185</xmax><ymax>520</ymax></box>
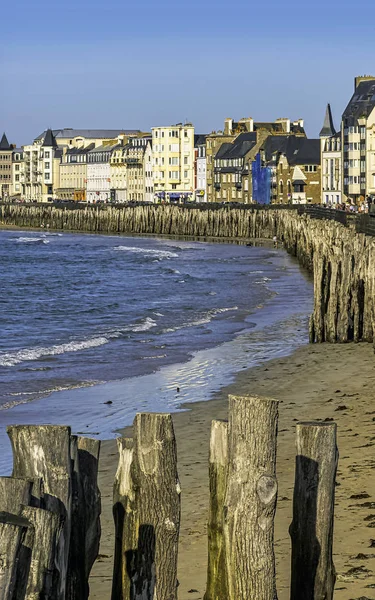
<box><xmin>204</xmin><ymin>419</ymin><xmax>228</xmax><ymax>600</ymax></box>
<box><xmin>290</xmin><ymin>422</ymin><xmax>338</xmax><ymax>600</ymax></box>
<box><xmin>224</xmin><ymin>395</ymin><xmax>279</xmax><ymax>600</ymax></box>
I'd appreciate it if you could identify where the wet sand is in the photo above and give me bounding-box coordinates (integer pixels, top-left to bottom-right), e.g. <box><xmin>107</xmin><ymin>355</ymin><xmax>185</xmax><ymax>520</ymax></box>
<box><xmin>89</xmin><ymin>342</ymin><xmax>375</xmax><ymax>599</ymax></box>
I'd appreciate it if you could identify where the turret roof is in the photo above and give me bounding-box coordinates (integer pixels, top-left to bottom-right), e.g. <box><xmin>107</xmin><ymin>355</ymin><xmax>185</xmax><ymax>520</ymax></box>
<box><xmin>0</xmin><ymin>133</ymin><xmax>11</xmax><ymax>150</ymax></box>
<box><xmin>42</xmin><ymin>129</ymin><xmax>58</xmax><ymax>148</ymax></box>
<box><xmin>320</xmin><ymin>104</ymin><xmax>336</xmax><ymax>137</ymax></box>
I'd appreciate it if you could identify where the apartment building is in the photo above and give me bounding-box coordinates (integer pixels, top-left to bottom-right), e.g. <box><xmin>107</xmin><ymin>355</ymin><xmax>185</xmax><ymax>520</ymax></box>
<box><xmin>34</xmin><ymin>128</ymin><xmax>139</xmax><ymax>150</ymax></box>
<box><xmin>151</xmin><ymin>124</ymin><xmax>194</xmax><ymax>202</ymax></box>
<box><xmin>11</xmin><ymin>148</ymin><xmax>24</xmax><ymax>198</ymax></box>
<box><xmin>195</xmin><ymin>135</ymin><xmax>207</xmax><ymax>201</ymax></box>
<box><xmin>320</xmin><ymin>104</ymin><xmax>342</xmax><ymax>205</ymax></box>
<box><xmin>87</xmin><ymin>142</ymin><xmax>119</xmax><ymax>203</ymax></box>
<box><xmin>58</xmin><ymin>144</ymin><xmax>94</xmax><ymax>201</ymax></box>
<box><xmin>0</xmin><ymin>134</ymin><xmax>13</xmax><ymax>200</ymax></box>
<box><xmin>23</xmin><ymin>129</ymin><xmax>62</xmax><ymax>202</ymax></box>
<box><xmin>125</xmin><ymin>136</ymin><xmax>152</xmax><ymax>202</ymax></box>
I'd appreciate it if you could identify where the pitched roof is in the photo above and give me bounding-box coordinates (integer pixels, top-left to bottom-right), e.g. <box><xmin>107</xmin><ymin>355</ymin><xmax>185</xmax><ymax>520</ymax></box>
<box><xmin>262</xmin><ymin>135</ymin><xmax>291</xmax><ymax>161</ymax></box>
<box><xmin>42</xmin><ymin>129</ymin><xmax>58</xmax><ymax>148</ymax></box>
<box><xmin>215</xmin><ymin>132</ymin><xmax>257</xmax><ymax>160</ymax></box>
<box><xmin>0</xmin><ymin>133</ymin><xmax>10</xmax><ymax>150</ymax></box>
<box><xmin>343</xmin><ymin>79</ymin><xmax>375</xmax><ymax>121</ymax></box>
<box><xmin>35</xmin><ymin>128</ymin><xmax>140</xmax><ymax>141</ymax></box>
<box><xmin>284</xmin><ymin>138</ymin><xmax>320</xmax><ymax>165</ymax></box>
<box><xmin>320</xmin><ymin>104</ymin><xmax>336</xmax><ymax>137</ymax></box>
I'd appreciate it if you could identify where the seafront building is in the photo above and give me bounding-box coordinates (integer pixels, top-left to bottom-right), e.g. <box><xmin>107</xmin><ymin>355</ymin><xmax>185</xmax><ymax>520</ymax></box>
<box><xmin>58</xmin><ymin>144</ymin><xmax>94</xmax><ymax>201</ymax></box>
<box><xmin>275</xmin><ymin>137</ymin><xmax>321</xmax><ymax>204</ymax></box>
<box><xmin>320</xmin><ymin>104</ymin><xmax>342</xmax><ymax>205</ymax></box>
<box><xmin>23</xmin><ymin>129</ymin><xmax>62</xmax><ymax>202</ymax></box>
<box><xmin>195</xmin><ymin>135</ymin><xmax>207</xmax><ymax>201</ymax></box>
<box><xmin>151</xmin><ymin>124</ymin><xmax>195</xmax><ymax>202</ymax></box>
<box><xmin>87</xmin><ymin>142</ymin><xmax>119</xmax><ymax>203</ymax></box>
<box><xmin>0</xmin><ymin>134</ymin><xmax>14</xmax><ymax>200</ymax></box>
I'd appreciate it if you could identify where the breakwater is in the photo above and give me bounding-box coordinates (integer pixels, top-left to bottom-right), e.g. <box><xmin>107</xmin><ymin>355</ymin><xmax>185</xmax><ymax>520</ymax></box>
<box><xmin>1</xmin><ymin>203</ymin><xmax>373</xmax><ymax>344</ymax></box>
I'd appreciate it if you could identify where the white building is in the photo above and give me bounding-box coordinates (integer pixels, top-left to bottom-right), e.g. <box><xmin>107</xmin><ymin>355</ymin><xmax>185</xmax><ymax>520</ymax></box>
<box><xmin>87</xmin><ymin>143</ymin><xmax>118</xmax><ymax>203</ymax></box>
<box><xmin>320</xmin><ymin>104</ymin><xmax>342</xmax><ymax>205</ymax></box>
<box><xmin>144</xmin><ymin>141</ymin><xmax>154</xmax><ymax>203</ymax></box>
<box><xmin>11</xmin><ymin>148</ymin><xmax>24</xmax><ymax>198</ymax></box>
<box><xmin>23</xmin><ymin>129</ymin><xmax>62</xmax><ymax>202</ymax></box>
<box><xmin>195</xmin><ymin>135</ymin><xmax>207</xmax><ymax>201</ymax></box>
<box><xmin>152</xmin><ymin>123</ymin><xmax>194</xmax><ymax>202</ymax></box>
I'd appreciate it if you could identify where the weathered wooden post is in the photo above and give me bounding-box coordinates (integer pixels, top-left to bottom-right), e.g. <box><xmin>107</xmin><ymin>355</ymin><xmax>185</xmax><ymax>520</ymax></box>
<box><xmin>15</xmin><ymin>506</ymin><xmax>61</xmax><ymax>600</ymax></box>
<box><xmin>0</xmin><ymin>477</ymin><xmax>33</xmax><ymax>513</ymax></box>
<box><xmin>204</xmin><ymin>420</ymin><xmax>228</xmax><ymax>600</ymax></box>
<box><xmin>223</xmin><ymin>395</ymin><xmax>279</xmax><ymax>600</ymax></box>
<box><xmin>0</xmin><ymin>513</ymin><xmax>30</xmax><ymax>599</ymax></box>
<box><xmin>67</xmin><ymin>435</ymin><xmax>101</xmax><ymax>600</ymax></box>
<box><xmin>290</xmin><ymin>422</ymin><xmax>338</xmax><ymax>600</ymax></box>
<box><xmin>112</xmin><ymin>438</ymin><xmax>134</xmax><ymax>600</ymax></box>
<box><xmin>7</xmin><ymin>425</ymin><xmax>72</xmax><ymax>600</ymax></box>
<box><xmin>111</xmin><ymin>413</ymin><xmax>181</xmax><ymax>600</ymax></box>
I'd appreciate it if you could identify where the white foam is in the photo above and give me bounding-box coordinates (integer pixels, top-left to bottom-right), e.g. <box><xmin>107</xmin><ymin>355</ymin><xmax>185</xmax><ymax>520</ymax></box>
<box><xmin>0</xmin><ymin>337</ymin><xmax>109</xmax><ymax>367</ymax></box>
<box><xmin>16</xmin><ymin>237</ymin><xmax>49</xmax><ymax>244</ymax></box>
<box><xmin>162</xmin><ymin>307</ymin><xmax>238</xmax><ymax>333</ymax></box>
<box><xmin>113</xmin><ymin>246</ymin><xmax>178</xmax><ymax>259</ymax></box>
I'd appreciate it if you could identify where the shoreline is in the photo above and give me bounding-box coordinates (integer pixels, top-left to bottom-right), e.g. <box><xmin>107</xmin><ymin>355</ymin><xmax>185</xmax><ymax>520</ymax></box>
<box><xmin>89</xmin><ymin>341</ymin><xmax>375</xmax><ymax>600</ymax></box>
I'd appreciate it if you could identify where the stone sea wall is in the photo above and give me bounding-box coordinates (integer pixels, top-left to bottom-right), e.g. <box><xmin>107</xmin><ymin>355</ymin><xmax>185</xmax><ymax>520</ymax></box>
<box><xmin>1</xmin><ymin>204</ymin><xmax>374</xmax><ymax>344</ymax></box>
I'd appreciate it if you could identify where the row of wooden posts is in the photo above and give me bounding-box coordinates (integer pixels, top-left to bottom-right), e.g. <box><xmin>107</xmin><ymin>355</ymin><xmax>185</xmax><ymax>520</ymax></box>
<box><xmin>0</xmin><ymin>395</ymin><xmax>338</xmax><ymax>599</ymax></box>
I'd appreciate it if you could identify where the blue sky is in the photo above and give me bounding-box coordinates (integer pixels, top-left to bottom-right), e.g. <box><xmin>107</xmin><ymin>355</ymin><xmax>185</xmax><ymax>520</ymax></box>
<box><xmin>2</xmin><ymin>0</ymin><xmax>375</xmax><ymax>145</ymax></box>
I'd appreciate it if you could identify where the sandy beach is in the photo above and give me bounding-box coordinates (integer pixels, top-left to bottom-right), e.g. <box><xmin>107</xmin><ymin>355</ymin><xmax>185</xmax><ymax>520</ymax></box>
<box><xmin>89</xmin><ymin>341</ymin><xmax>375</xmax><ymax>599</ymax></box>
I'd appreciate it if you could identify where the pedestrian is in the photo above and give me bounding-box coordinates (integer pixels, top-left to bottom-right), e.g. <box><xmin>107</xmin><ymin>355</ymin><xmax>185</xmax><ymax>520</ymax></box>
<box><xmin>273</xmin><ymin>235</ymin><xmax>278</xmax><ymax>248</ymax></box>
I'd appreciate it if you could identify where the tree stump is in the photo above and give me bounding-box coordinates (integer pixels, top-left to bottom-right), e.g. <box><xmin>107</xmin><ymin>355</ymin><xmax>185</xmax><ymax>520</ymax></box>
<box><xmin>290</xmin><ymin>422</ymin><xmax>338</xmax><ymax>600</ymax></box>
<box><xmin>205</xmin><ymin>420</ymin><xmax>229</xmax><ymax>600</ymax></box>
<box><xmin>224</xmin><ymin>395</ymin><xmax>279</xmax><ymax>600</ymax></box>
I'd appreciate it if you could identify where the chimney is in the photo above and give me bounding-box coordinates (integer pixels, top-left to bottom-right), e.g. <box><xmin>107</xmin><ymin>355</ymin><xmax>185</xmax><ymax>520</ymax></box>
<box><xmin>224</xmin><ymin>118</ymin><xmax>233</xmax><ymax>135</ymax></box>
<box><xmin>238</xmin><ymin>117</ymin><xmax>254</xmax><ymax>132</ymax></box>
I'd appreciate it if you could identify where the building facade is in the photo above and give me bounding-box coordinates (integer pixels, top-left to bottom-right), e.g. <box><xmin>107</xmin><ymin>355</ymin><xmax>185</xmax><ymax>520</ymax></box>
<box><xmin>58</xmin><ymin>144</ymin><xmax>94</xmax><ymax>200</ymax></box>
<box><xmin>11</xmin><ymin>148</ymin><xmax>24</xmax><ymax>198</ymax></box>
<box><xmin>320</xmin><ymin>104</ymin><xmax>342</xmax><ymax>205</ymax></box>
<box><xmin>151</xmin><ymin>124</ymin><xmax>194</xmax><ymax>202</ymax></box>
<box><xmin>275</xmin><ymin>138</ymin><xmax>321</xmax><ymax>204</ymax></box>
<box><xmin>0</xmin><ymin>134</ymin><xmax>13</xmax><ymax>200</ymax></box>
<box><xmin>23</xmin><ymin>129</ymin><xmax>62</xmax><ymax>202</ymax></box>
<box><xmin>195</xmin><ymin>135</ymin><xmax>207</xmax><ymax>201</ymax></box>
<box><xmin>87</xmin><ymin>143</ymin><xmax>118</xmax><ymax>203</ymax></box>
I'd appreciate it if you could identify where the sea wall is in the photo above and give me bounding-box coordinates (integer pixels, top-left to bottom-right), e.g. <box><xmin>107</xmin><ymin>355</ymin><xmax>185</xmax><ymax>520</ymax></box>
<box><xmin>1</xmin><ymin>204</ymin><xmax>374</xmax><ymax>344</ymax></box>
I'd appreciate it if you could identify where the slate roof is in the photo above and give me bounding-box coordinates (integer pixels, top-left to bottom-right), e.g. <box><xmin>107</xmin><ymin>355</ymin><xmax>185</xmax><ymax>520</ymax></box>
<box><xmin>66</xmin><ymin>143</ymin><xmax>95</xmax><ymax>156</ymax></box>
<box><xmin>284</xmin><ymin>138</ymin><xmax>320</xmax><ymax>166</ymax></box>
<box><xmin>343</xmin><ymin>79</ymin><xmax>375</xmax><ymax>122</ymax></box>
<box><xmin>320</xmin><ymin>104</ymin><xmax>336</xmax><ymax>137</ymax></box>
<box><xmin>194</xmin><ymin>134</ymin><xmax>207</xmax><ymax>147</ymax></box>
<box><xmin>0</xmin><ymin>133</ymin><xmax>10</xmax><ymax>150</ymax></box>
<box><xmin>35</xmin><ymin>128</ymin><xmax>140</xmax><ymax>141</ymax></box>
<box><xmin>215</xmin><ymin>132</ymin><xmax>257</xmax><ymax>160</ymax></box>
<box><xmin>42</xmin><ymin>129</ymin><xmax>58</xmax><ymax>148</ymax></box>
<box><xmin>262</xmin><ymin>136</ymin><xmax>291</xmax><ymax>162</ymax></box>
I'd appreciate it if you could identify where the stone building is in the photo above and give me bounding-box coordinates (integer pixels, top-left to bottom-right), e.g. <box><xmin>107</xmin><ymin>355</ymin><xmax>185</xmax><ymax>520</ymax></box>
<box><xmin>275</xmin><ymin>138</ymin><xmax>321</xmax><ymax>204</ymax></box>
<box><xmin>151</xmin><ymin>124</ymin><xmax>194</xmax><ymax>202</ymax></box>
<box><xmin>320</xmin><ymin>104</ymin><xmax>342</xmax><ymax>205</ymax></box>
<box><xmin>0</xmin><ymin>134</ymin><xmax>14</xmax><ymax>200</ymax></box>
<box><xmin>206</xmin><ymin>117</ymin><xmax>306</xmax><ymax>203</ymax></box>
<box><xmin>23</xmin><ymin>129</ymin><xmax>62</xmax><ymax>202</ymax></box>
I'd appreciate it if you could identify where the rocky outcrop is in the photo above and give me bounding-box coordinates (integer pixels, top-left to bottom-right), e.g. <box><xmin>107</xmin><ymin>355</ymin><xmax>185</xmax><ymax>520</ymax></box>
<box><xmin>1</xmin><ymin>204</ymin><xmax>373</xmax><ymax>344</ymax></box>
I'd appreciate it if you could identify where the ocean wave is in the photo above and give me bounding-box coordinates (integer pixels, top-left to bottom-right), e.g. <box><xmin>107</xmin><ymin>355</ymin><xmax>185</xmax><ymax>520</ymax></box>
<box><xmin>0</xmin><ymin>317</ymin><xmax>158</xmax><ymax>367</ymax></box>
<box><xmin>113</xmin><ymin>246</ymin><xmax>178</xmax><ymax>259</ymax></box>
<box><xmin>162</xmin><ymin>307</ymin><xmax>238</xmax><ymax>333</ymax></box>
<box><xmin>0</xmin><ymin>337</ymin><xmax>109</xmax><ymax>367</ymax></box>
<box><xmin>0</xmin><ymin>380</ymin><xmax>104</xmax><ymax>410</ymax></box>
<box><xmin>15</xmin><ymin>237</ymin><xmax>49</xmax><ymax>244</ymax></box>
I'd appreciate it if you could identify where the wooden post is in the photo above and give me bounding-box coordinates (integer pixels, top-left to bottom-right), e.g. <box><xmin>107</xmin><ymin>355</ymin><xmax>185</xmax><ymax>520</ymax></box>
<box><xmin>0</xmin><ymin>477</ymin><xmax>33</xmax><ymax>514</ymax></box>
<box><xmin>290</xmin><ymin>422</ymin><xmax>338</xmax><ymax>600</ymax></box>
<box><xmin>0</xmin><ymin>512</ymin><xmax>30</xmax><ymax>599</ymax></box>
<box><xmin>16</xmin><ymin>506</ymin><xmax>61</xmax><ymax>600</ymax></box>
<box><xmin>205</xmin><ymin>420</ymin><xmax>229</xmax><ymax>600</ymax></box>
<box><xmin>67</xmin><ymin>436</ymin><xmax>101</xmax><ymax>600</ymax></box>
<box><xmin>224</xmin><ymin>395</ymin><xmax>279</xmax><ymax>600</ymax></box>
<box><xmin>112</xmin><ymin>438</ymin><xmax>134</xmax><ymax>600</ymax></box>
<box><xmin>7</xmin><ymin>425</ymin><xmax>72</xmax><ymax>600</ymax></box>
<box><xmin>112</xmin><ymin>413</ymin><xmax>181</xmax><ymax>600</ymax></box>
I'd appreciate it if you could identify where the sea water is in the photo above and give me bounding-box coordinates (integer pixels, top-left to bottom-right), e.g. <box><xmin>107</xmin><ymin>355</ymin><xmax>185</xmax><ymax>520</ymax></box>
<box><xmin>0</xmin><ymin>229</ymin><xmax>313</xmax><ymax>471</ymax></box>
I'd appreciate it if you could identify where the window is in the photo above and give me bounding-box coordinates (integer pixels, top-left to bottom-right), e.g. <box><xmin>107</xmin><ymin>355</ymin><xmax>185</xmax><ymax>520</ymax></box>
<box><xmin>169</xmin><ymin>157</ymin><xmax>179</xmax><ymax>165</ymax></box>
<box><xmin>45</xmin><ymin>162</ymin><xmax>50</xmax><ymax>169</ymax></box>
<box><xmin>45</xmin><ymin>152</ymin><xmax>50</xmax><ymax>158</ymax></box>
<box><xmin>184</xmin><ymin>170</ymin><xmax>188</xmax><ymax>178</ymax></box>
<box><xmin>184</xmin><ymin>131</ymin><xmax>188</xmax><ymax>138</ymax></box>
<box><xmin>45</xmin><ymin>172</ymin><xmax>50</xmax><ymax>180</ymax></box>
<box><xmin>169</xmin><ymin>144</ymin><xmax>178</xmax><ymax>152</ymax></box>
<box><xmin>15</xmin><ymin>175</ymin><xmax>19</xmax><ymax>181</ymax></box>
<box><xmin>169</xmin><ymin>171</ymin><xmax>179</xmax><ymax>179</ymax></box>
<box><xmin>154</xmin><ymin>131</ymin><xmax>158</xmax><ymax>138</ymax></box>
<box><xmin>15</xmin><ymin>164</ymin><xmax>20</xmax><ymax>171</ymax></box>
<box><xmin>184</xmin><ymin>156</ymin><xmax>188</xmax><ymax>165</ymax></box>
